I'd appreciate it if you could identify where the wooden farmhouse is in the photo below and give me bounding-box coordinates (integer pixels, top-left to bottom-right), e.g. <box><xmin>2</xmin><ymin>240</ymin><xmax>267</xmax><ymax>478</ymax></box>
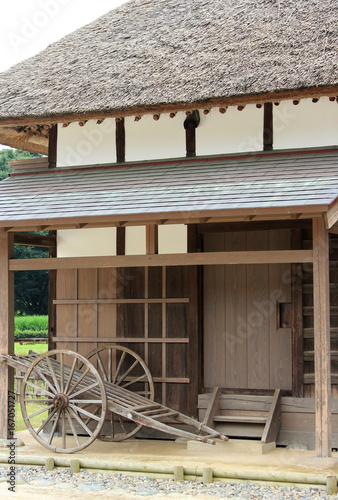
<box><xmin>0</xmin><ymin>0</ymin><xmax>337</xmax><ymax>458</ymax></box>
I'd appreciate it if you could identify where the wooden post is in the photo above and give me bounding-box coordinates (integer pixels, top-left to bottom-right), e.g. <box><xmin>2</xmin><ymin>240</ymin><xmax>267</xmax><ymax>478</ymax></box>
<box><xmin>263</xmin><ymin>102</ymin><xmax>273</xmax><ymax>151</ymax></box>
<box><xmin>0</xmin><ymin>231</ymin><xmax>14</xmax><ymax>439</ymax></box>
<box><xmin>48</xmin><ymin>231</ymin><xmax>57</xmax><ymax>351</ymax></box>
<box><xmin>116</xmin><ymin>118</ymin><xmax>125</xmax><ymax>163</ymax></box>
<box><xmin>187</xmin><ymin>224</ymin><xmax>200</xmax><ymax>416</ymax></box>
<box><xmin>291</xmin><ymin>228</ymin><xmax>304</xmax><ymax>397</ymax></box>
<box><xmin>48</xmin><ymin>124</ymin><xmax>57</xmax><ymax>168</ymax></box>
<box><xmin>313</xmin><ymin>217</ymin><xmax>331</xmax><ymax>457</ymax></box>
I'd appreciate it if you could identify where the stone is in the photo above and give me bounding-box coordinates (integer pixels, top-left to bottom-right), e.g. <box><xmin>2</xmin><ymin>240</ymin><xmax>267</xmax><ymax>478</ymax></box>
<box><xmin>0</xmin><ymin>438</ymin><xmax>24</xmax><ymax>448</ymax></box>
<box><xmin>55</xmin><ymin>483</ymin><xmax>75</xmax><ymax>489</ymax></box>
<box><xmin>77</xmin><ymin>484</ymin><xmax>105</xmax><ymax>491</ymax></box>
<box><xmin>70</xmin><ymin>459</ymin><xmax>80</xmax><ymax>474</ymax></box>
<box><xmin>174</xmin><ymin>466</ymin><xmax>184</xmax><ymax>482</ymax></box>
<box><xmin>45</xmin><ymin>457</ymin><xmax>55</xmax><ymax>471</ymax></box>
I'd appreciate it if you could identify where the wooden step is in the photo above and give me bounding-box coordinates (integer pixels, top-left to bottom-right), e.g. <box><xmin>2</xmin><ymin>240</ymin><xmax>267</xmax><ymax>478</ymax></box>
<box><xmin>213</xmin><ymin>415</ymin><xmax>267</xmax><ymax>424</ymax></box>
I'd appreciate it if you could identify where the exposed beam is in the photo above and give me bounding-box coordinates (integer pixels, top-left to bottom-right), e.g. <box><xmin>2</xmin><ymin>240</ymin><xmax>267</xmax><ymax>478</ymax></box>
<box><xmin>326</xmin><ymin>201</ymin><xmax>338</xmax><ymax>229</ymax></box>
<box><xmin>9</xmin><ymin>249</ymin><xmax>313</xmax><ymax>271</ymax></box>
<box><xmin>198</xmin><ymin>220</ymin><xmax>312</xmax><ymax>233</ymax></box>
<box><xmin>313</xmin><ymin>217</ymin><xmax>331</xmax><ymax>458</ymax></box>
<box><xmin>0</xmin><ymin>84</ymin><xmax>337</xmax><ymax>126</ymax></box>
<box><xmin>48</xmin><ymin>124</ymin><xmax>57</xmax><ymax>169</ymax></box>
<box><xmin>116</xmin><ymin>118</ymin><xmax>125</xmax><ymax>163</ymax></box>
<box><xmin>0</xmin><ymin>206</ymin><xmax>327</xmax><ymax>231</ymax></box>
<box><xmin>14</xmin><ymin>232</ymin><xmax>56</xmax><ymax>248</ymax></box>
<box><xmin>329</xmin><ymin>223</ymin><xmax>338</xmax><ymax>235</ymax></box>
<box><xmin>263</xmin><ymin>102</ymin><xmax>273</xmax><ymax>151</ymax></box>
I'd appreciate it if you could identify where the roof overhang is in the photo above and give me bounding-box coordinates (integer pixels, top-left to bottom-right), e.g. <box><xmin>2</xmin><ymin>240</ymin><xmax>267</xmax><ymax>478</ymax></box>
<box><xmin>0</xmin><ymin>86</ymin><xmax>337</xmax><ymax>156</ymax></box>
<box><xmin>0</xmin><ymin>149</ymin><xmax>336</xmax><ymax>231</ymax></box>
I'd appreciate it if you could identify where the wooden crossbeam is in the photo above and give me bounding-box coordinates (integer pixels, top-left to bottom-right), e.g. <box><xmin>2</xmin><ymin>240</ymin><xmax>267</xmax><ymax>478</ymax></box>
<box><xmin>14</xmin><ymin>232</ymin><xmax>56</xmax><ymax>248</ymax></box>
<box><xmin>9</xmin><ymin>249</ymin><xmax>313</xmax><ymax>271</ymax></box>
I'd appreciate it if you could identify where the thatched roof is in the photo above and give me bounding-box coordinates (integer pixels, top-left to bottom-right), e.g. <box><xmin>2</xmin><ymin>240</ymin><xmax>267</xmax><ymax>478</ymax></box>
<box><xmin>0</xmin><ymin>0</ymin><xmax>337</xmax><ymax>127</ymax></box>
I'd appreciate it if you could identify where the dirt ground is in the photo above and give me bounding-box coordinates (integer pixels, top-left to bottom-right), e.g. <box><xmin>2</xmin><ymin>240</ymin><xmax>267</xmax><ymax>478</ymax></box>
<box><xmin>0</xmin><ymin>482</ymin><xmax>223</xmax><ymax>500</ymax></box>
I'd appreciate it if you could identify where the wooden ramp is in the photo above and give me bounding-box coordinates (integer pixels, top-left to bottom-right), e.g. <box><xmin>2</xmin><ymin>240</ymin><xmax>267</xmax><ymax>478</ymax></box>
<box><xmin>199</xmin><ymin>388</ymin><xmax>282</xmax><ymax>444</ymax></box>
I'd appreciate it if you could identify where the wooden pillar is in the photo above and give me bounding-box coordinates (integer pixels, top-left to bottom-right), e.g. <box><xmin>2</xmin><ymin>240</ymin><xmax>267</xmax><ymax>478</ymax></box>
<box><xmin>116</xmin><ymin>119</ymin><xmax>125</xmax><ymax>163</ymax></box>
<box><xmin>313</xmin><ymin>217</ymin><xmax>331</xmax><ymax>457</ymax></box>
<box><xmin>48</xmin><ymin>231</ymin><xmax>57</xmax><ymax>351</ymax></box>
<box><xmin>263</xmin><ymin>103</ymin><xmax>273</xmax><ymax>151</ymax></box>
<box><xmin>187</xmin><ymin>224</ymin><xmax>200</xmax><ymax>416</ymax></box>
<box><xmin>0</xmin><ymin>231</ymin><xmax>14</xmax><ymax>439</ymax></box>
<box><xmin>291</xmin><ymin>228</ymin><xmax>304</xmax><ymax>397</ymax></box>
<box><xmin>48</xmin><ymin>124</ymin><xmax>58</xmax><ymax>168</ymax></box>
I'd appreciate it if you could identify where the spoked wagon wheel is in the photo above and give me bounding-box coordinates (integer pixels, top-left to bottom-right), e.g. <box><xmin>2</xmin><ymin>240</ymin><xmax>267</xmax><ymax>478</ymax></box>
<box><xmin>84</xmin><ymin>344</ymin><xmax>154</xmax><ymax>442</ymax></box>
<box><xmin>20</xmin><ymin>350</ymin><xmax>107</xmax><ymax>453</ymax></box>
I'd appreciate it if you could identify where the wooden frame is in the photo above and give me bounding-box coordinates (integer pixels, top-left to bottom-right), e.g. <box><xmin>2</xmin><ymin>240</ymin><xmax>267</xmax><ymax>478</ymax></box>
<box><xmin>313</xmin><ymin>217</ymin><xmax>331</xmax><ymax>457</ymax></box>
<box><xmin>9</xmin><ymin>249</ymin><xmax>313</xmax><ymax>271</ymax></box>
<box><xmin>0</xmin><ymin>205</ymin><xmax>328</xmax><ymax>232</ymax></box>
<box><xmin>263</xmin><ymin>102</ymin><xmax>273</xmax><ymax>151</ymax></box>
<box><xmin>116</xmin><ymin>118</ymin><xmax>125</xmax><ymax>163</ymax></box>
<box><xmin>14</xmin><ymin>232</ymin><xmax>56</xmax><ymax>248</ymax></box>
<box><xmin>1</xmin><ymin>84</ymin><xmax>337</xmax><ymax>127</ymax></box>
<box><xmin>291</xmin><ymin>228</ymin><xmax>304</xmax><ymax>397</ymax></box>
<box><xmin>0</xmin><ymin>232</ymin><xmax>14</xmax><ymax>439</ymax></box>
<box><xmin>48</xmin><ymin>124</ymin><xmax>57</xmax><ymax>169</ymax></box>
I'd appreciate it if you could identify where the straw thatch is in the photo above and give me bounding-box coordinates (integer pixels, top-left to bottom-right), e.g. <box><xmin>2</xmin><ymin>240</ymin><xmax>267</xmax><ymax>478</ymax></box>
<box><xmin>0</xmin><ymin>0</ymin><xmax>337</xmax><ymax>123</ymax></box>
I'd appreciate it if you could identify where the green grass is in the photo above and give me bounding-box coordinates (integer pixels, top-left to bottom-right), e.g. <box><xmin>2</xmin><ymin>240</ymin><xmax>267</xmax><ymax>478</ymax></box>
<box><xmin>14</xmin><ymin>341</ymin><xmax>48</xmax><ymax>431</ymax></box>
<box><xmin>15</xmin><ymin>343</ymin><xmax>48</xmax><ymax>355</ymax></box>
<box><xmin>15</xmin><ymin>401</ymin><xmax>46</xmax><ymax>432</ymax></box>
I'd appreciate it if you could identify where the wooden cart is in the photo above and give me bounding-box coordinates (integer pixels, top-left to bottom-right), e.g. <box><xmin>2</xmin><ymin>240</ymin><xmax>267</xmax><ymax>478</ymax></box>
<box><xmin>0</xmin><ymin>345</ymin><xmax>228</xmax><ymax>453</ymax></box>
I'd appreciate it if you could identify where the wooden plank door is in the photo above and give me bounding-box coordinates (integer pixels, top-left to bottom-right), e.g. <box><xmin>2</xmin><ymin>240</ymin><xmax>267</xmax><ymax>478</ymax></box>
<box><xmin>203</xmin><ymin>229</ymin><xmax>292</xmax><ymax>392</ymax></box>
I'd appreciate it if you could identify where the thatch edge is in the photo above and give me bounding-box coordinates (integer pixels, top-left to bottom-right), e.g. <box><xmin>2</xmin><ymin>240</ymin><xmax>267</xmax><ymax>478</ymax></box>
<box><xmin>0</xmin><ymin>85</ymin><xmax>337</xmax><ymax>127</ymax></box>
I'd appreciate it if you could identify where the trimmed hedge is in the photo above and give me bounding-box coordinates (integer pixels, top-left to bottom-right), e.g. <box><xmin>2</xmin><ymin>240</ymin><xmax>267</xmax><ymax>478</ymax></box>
<box><xmin>14</xmin><ymin>315</ymin><xmax>48</xmax><ymax>340</ymax></box>
<box><xmin>14</xmin><ymin>331</ymin><xmax>48</xmax><ymax>340</ymax></box>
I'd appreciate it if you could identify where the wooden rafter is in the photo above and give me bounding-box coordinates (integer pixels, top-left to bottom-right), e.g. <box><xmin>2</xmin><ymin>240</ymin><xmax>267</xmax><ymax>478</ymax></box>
<box><xmin>0</xmin><ymin>84</ymin><xmax>337</xmax><ymax>127</ymax></box>
<box><xmin>0</xmin><ymin>205</ymin><xmax>327</xmax><ymax>232</ymax></box>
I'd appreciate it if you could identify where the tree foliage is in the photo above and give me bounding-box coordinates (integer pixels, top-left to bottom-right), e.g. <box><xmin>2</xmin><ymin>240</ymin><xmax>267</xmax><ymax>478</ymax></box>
<box><xmin>0</xmin><ymin>148</ymin><xmax>49</xmax><ymax>315</ymax></box>
<box><xmin>14</xmin><ymin>243</ymin><xmax>49</xmax><ymax>316</ymax></box>
<box><xmin>0</xmin><ymin>148</ymin><xmax>43</xmax><ymax>181</ymax></box>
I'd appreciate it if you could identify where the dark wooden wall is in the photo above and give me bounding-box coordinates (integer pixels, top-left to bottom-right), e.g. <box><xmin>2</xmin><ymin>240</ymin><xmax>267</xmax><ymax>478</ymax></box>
<box><xmin>203</xmin><ymin>229</ymin><xmax>292</xmax><ymax>392</ymax></box>
<box><xmin>300</xmin><ymin>230</ymin><xmax>338</xmax><ymax>397</ymax></box>
<box><xmin>55</xmin><ymin>264</ymin><xmax>199</xmax><ymax>417</ymax></box>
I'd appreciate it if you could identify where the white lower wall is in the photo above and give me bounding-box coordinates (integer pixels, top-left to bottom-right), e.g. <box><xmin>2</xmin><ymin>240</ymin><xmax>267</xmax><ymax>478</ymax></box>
<box><xmin>274</xmin><ymin>98</ymin><xmax>338</xmax><ymax>149</ymax></box>
<box><xmin>57</xmin><ymin>119</ymin><xmax>116</xmax><ymax>167</ymax></box>
<box><xmin>57</xmin><ymin>228</ymin><xmax>117</xmax><ymax>257</ymax></box>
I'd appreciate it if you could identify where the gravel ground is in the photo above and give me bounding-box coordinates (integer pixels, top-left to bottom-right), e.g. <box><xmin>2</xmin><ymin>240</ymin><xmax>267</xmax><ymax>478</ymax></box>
<box><xmin>0</xmin><ymin>465</ymin><xmax>337</xmax><ymax>499</ymax></box>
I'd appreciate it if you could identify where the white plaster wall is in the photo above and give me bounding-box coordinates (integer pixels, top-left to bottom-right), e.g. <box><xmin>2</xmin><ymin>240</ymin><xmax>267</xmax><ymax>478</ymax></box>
<box><xmin>57</xmin><ymin>119</ymin><xmax>116</xmax><ymax>167</ymax></box>
<box><xmin>196</xmin><ymin>105</ymin><xmax>263</xmax><ymax>156</ymax></box>
<box><xmin>125</xmin><ymin>226</ymin><xmax>146</xmax><ymax>255</ymax></box>
<box><xmin>57</xmin><ymin>228</ymin><xmax>117</xmax><ymax>257</ymax></box>
<box><xmin>158</xmin><ymin>225</ymin><xmax>187</xmax><ymax>254</ymax></box>
<box><xmin>274</xmin><ymin>98</ymin><xmax>338</xmax><ymax>150</ymax></box>
<box><xmin>125</xmin><ymin>112</ymin><xmax>186</xmax><ymax>162</ymax></box>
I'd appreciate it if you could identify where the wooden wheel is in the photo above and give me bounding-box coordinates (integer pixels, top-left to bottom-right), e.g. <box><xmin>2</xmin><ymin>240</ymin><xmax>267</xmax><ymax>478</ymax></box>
<box><xmin>85</xmin><ymin>344</ymin><xmax>154</xmax><ymax>441</ymax></box>
<box><xmin>20</xmin><ymin>350</ymin><xmax>107</xmax><ymax>453</ymax></box>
